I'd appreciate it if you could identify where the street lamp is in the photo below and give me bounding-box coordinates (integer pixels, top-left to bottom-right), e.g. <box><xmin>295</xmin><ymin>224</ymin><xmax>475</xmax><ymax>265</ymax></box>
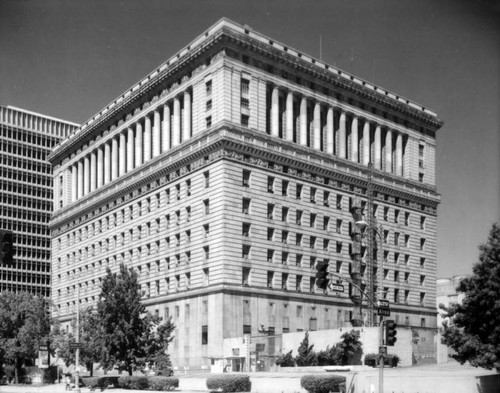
<box><xmin>355</xmin><ymin>218</ymin><xmax>385</xmax><ymax>393</ymax></box>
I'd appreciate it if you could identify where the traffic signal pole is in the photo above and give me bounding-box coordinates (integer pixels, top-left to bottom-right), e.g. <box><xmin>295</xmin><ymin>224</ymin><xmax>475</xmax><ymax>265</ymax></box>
<box><xmin>379</xmin><ymin>316</ymin><xmax>384</xmax><ymax>393</ymax></box>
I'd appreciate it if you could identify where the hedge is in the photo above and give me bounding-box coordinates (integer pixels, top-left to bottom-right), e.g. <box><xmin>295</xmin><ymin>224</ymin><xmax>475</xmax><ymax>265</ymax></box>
<box><xmin>300</xmin><ymin>374</ymin><xmax>346</xmax><ymax>393</ymax></box>
<box><xmin>82</xmin><ymin>376</ymin><xmax>119</xmax><ymax>391</ymax></box>
<box><xmin>118</xmin><ymin>376</ymin><xmax>149</xmax><ymax>390</ymax></box>
<box><xmin>364</xmin><ymin>353</ymin><xmax>400</xmax><ymax>367</ymax></box>
<box><xmin>206</xmin><ymin>374</ymin><xmax>251</xmax><ymax>392</ymax></box>
<box><xmin>82</xmin><ymin>376</ymin><xmax>179</xmax><ymax>391</ymax></box>
<box><xmin>147</xmin><ymin>376</ymin><xmax>179</xmax><ymax>391</ymax></box>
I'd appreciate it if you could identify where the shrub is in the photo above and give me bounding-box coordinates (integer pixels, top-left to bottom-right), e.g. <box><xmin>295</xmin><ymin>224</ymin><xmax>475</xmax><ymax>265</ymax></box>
<box><xmin>118</xmin><ymin>375</ymin><xmax>149</xmax><ymax>390</ymax></box>
<box><xmin>364</xmin><ymin>353</ymin><xmax>401</xmax><ymax>367</ymax></box>
<box><xmin>147</xmin><ymin>376</ymin><xmax>179</xmax><ymax>391</ymax></box>
<box><xmin>82</xmin><ymin>377</ymin><xmax>99</xmax><ymax>390</ymax></box>
<box><xmin>275</xmin><ymin>350</ymin><xmax>295</xmax><ymax>367</ymax></box>
<box><xmin>317</xmin><ymin>344</ymin><xmax>342</xmax><ymax>366</ymax></box>
<box><xmin>206</xmin><ymin>374</ymin><xmax>251</xmax><ymax>392</ymax></box>
<box><xmin>300</xmin><ymin>374</ymin><xmax>346</xmax><ymax>393</ymax></box>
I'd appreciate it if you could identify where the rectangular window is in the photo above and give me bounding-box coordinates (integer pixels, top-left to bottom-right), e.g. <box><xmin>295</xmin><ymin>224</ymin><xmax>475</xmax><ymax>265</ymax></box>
<box><xmin>296</xmin><ymin>184</ymin><xmax>303</xmax><ymax>200</ymax></box>
<box><xmin>296</xmin><ymin>275</ymin><xmax>303</xmax><ymax>292</ymax></box>
<box><xmin>267</xmin><ymin>271</ymin><xmax>274</xmax><ymax>288</ymax></box>
<box><xmin>242</xmin><ymin>198</ymin><xmax>251</xmax><ymax>214</ymax></box>
<box><xmin>336</xmin><ymin>194</ymin><xmax>342</xmax><ymax>210</ymax></box>
<box><xmin>267</xmin><ymin>249</ymin><xmax>274</xmax><ymax>263</ymax></box>
<box><xmin>242</xmin><ymin>245</ymin><xmax>251</xmax><ymax>259</ymax></box>
<box><xmin>267</xmin><ymin>203</ymin><xmax>275</xmax><ymax>219</ymax></box>
<box><xmin>242</xmin><ymin>170</ymin><xmax>251</xmax><ymax>187</ymax></box>
<box><xmin>242</xmin><ymin>223</ymin><xmax>251</xmax><ymax>237</ymax></box>
<box><xmin>206</xmin><ymin>116</ymin><xmax>212</xmax><ymax>128</ymax></box>
<box><xmin>267</xmin><ymin>228</ymin><xmax>275</xmax><ymax>241</ymax></box>
<box><xmin>267</xmin><ymin>176</ymin><xmax>275</xmax><ymax>193</ymax></box>
<box><xmin>242</xmin><ymin>267</ymin><xmax>250</xmax><ymax>286</ymax></box>
<box><xmin>206</xmin><ymin>80</ymin><xmax>212</xmax><ymax>95</ymax></box>
<box><xmin>204</xmin><ymin>171</ymin><xmax>210</xmax><ymax>188</ymax></box>
<box><xmin>323</xmin><ymin>191</ymin><xmax>330</xmax><ymax>206</ymax></box>
<box><xmin>282</xmin><ymin>207</ymin><xmax>289</xmax><ymax>222</ymax></box>
<box><xmin>310</xmin><ymin>187</ymin><xmax>317</xmax><ymax>204</ymax></box>
<box><xmin>204</xmin><ymin>199</ymin><xmax>210</xmax><ymax>215</ymax></box>
<box><xmin>296</xmin><ymin>210</ymin><xmax>303</xmax><ymax>225</ymax></box>
<box><xmin>282</xmin><ymin>230</ymin><xmax>289</xmax><ymax>244</ymax></box>
<box><xmin>420</xmin><ymin>216</ymin><xmax>426</xmax><ymax>230</ymax></box>
<box><xmin>201</xmin><ymin>325</ymin><xmax>208</xmax><ymax>345</ymax></box>
<box><xmin>282</xmin><ymin>180</ymin><xmax>289</xmax><ymax>196</ymax></box>
<box><xmin>310</xmin><ymin>213</ymin><xmax>316</xmax><ymax>228</ymax></box>
<box><xmin>241</xmin><ymin>114</ymin><xmax>249</xmax><ymax>126</ymax></box>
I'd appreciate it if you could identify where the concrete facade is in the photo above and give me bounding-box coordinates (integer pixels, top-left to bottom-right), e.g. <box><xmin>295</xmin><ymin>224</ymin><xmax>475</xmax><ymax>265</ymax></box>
<box><xmin>49</xmin><ymin>19</ymin><xmax>442</xmax><ymax>369</ymax></box>
<box><xmin>0</xmin><ymin>106</ymin><xmax>78</xmax><ymax>296</ymax></box>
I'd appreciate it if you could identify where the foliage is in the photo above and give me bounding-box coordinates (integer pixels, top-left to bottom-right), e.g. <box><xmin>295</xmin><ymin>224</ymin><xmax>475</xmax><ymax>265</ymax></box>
<box><xmin>206</xmin><ymin>374</ymin><xmax>251</xmax><ymax>392</ymax></box>
<box><xmin>317</xmin><ymin>344</ymin><xmax>342</xmax><ymax>366</ymax></box>
<box><xmin>118</xmin><ymin>375</ymin><xmax>149</xmax><ymax>390</ymax></box>
<box><xmin>440</xmin><ymin>223</ymin><xmax>500</xmax><ymax>369</ymax></box>
<box><xmin>295</xmin><ymin>332</ymin><xmax>318</xmax><ymax>366</ymax></box>
<box><xmin>82</xmin><ymin>376</ymin><xmax>119</xmax><ymax>390</ymax></box>
<box><xmin>0</xmin><ymin>292</ymin><xmax>51</xmax><ymax>384</ymax></box>
<box><xmin>364</xmin><ymin>353</ymin><xmax>400</xmax><ymax>367</ymax></box>
<box><xmin>275</xmin><ymin>350</ymin><xmax>295</xmax><ymax>367</ymax></box>
<box><xmin>300</xmin><ymin>374</ymin><xmax>346</xmax><ymax>393</ymax></box>
<box><xmin>96</xmin><ymin>264</ymin><xmax>175</xmax><ymax>376</ymax></box>
<box><xmin>51</xmin><ymin>307</ymin><xmax>104</xmax><ymax>376</ymax></box>
<box><xmin>337</xmin><ymin>330</ymin><xmax>362</xmax><ymax>365</ymax></box>
<box><xmin>147</xmin><ymin>376</ymin><xmax>179</xmax><ymax>391</ymax></box>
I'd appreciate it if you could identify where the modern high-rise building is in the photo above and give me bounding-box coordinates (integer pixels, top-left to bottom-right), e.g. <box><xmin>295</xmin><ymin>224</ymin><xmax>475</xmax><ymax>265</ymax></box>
<box><xmin>0</xmin><ymin>106</ymin><xmax>78</xmax><ymax>296</ymax></box>
<box><xmin>49</xmin><ymin>18</ymin><xmax>442</xmax><ymax>370</ymax></box>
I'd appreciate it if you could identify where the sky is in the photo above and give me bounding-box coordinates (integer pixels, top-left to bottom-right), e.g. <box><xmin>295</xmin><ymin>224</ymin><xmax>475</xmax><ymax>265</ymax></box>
<box><xmin>1</xmin><ymin>0</ymin><xmax>499</xmax><ymax>278</ymax></box>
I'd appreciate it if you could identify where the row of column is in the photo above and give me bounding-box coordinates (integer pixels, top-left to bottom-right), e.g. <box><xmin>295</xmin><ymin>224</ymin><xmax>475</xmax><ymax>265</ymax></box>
<box><xmin>269</xmin><ymin>86</ymin><xmax>405</xmax><ymax>176</ymax></box>
<box><xmin>71</xmin><ymin>90</ymin><xmax>192</xmax><ymax>202</ymax></box>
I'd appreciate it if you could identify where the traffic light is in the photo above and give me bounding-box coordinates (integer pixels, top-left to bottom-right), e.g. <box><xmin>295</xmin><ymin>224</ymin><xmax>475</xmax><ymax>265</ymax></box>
<box><xmin>385</xmin><ymin>319</ymin><xmax>397</xmax><ymax>346</ymax></box>
<box><xmin>0</xmin><ymin>230</ymin><xmax>14</xmax><ymax>264</ymax></box>
<box><xmin>315</xmin><ymin>260</ymin><xmax>329</xmax><ymax>290</ymax></box>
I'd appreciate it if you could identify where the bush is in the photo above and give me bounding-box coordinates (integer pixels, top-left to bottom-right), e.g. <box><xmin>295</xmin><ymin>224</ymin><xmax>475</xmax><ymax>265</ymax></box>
<box><xmin>206</xmin><ymin>374</ymin><xmax>251</xmax><ymax>392</ymax></box>
<box><xmin>147</xmin><ymin>376</ymin><xmax>179</xmax><ymax>391</ymax></box>
<box><xmin>300</xmin><ymin>375</ymin><xmax>346</xmax><ymax>393</ymax></box>
<box><xmin>82</xmin><ymin>377</ymin><xmax>99</xmax><ymax>390</ymax></box>
<box><xmin>364</xmin><ymin>353</ymin><xmax>401</xmax><ymax>368</ymax></box>
<box><xmin>118</xmin><ymin>375</ymin><xmax>149</xmax><ymax>390</ymax></box>
<box><xmin>275</xmin><ymin>350</ymin><xmax>295</xmax><ymax>367</ymax></box>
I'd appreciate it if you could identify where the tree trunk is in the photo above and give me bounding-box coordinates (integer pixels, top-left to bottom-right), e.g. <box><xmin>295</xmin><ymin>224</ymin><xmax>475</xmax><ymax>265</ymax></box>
<box><xmin>128</xmin><ymin>365</ymin><xmax>132</xmax><ymax>376</ymax></box>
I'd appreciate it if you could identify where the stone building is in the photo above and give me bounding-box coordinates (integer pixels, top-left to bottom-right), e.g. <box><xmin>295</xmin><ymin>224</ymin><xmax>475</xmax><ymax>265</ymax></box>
<box><xmin>0</xmin><ymin>105</ymin><xmax>78</xmax><ymax>296</ymax></box>
<box><xmin>49</xmin><ymin>18</ymin><xmax>442</xmax><ymax>370</ymax></box>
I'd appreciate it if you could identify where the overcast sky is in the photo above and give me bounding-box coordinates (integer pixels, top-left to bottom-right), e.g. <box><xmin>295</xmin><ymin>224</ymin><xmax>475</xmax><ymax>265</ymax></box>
<box><xmin>1</xmin><ymin>0</ymin><xmax>499</xmax><ymax>278</ymax></box>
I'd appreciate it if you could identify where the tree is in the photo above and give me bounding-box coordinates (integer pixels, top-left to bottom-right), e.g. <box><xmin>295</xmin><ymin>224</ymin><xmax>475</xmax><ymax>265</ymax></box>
<box><xmin>52</xmin><ymin>307</ymin><xmax>104</xmax><ymax>376</ymax></box>
<box><xmin>275</xmin><ymin>350</ymin><xmax>295</xmax><ymax>367</ymax></box>
<box><xmin>145</xmin><ymin>317</ymin><xmax>175</xmax><ymax>374</ymax></box>
<box><xmin>337</xmin><ymin>330</ymin><xmax>362</xmax><ymax>365</ymax></box>
<box><xmin>295</xmin><ymin>331</ymin><xmax>318</xmax><ymax>366</ymax></box>
<box><xmin>317</xmin><ymin>344</ymin><xmax>342</xmax><ymax>366</ymax></box>
<box><xmin>0</xmin><ymin>292</ymin><xmax>51</xmax><ymax>383</ymax></box>
<box><xmin>97</xmin><ymin>263</ymin><xmax>174</xmax><ymax>375</ymax></box>
<box><xmin>440</xmin><ymin>223</ymin><xmax>500</xmax><ymax>369</ymax></box>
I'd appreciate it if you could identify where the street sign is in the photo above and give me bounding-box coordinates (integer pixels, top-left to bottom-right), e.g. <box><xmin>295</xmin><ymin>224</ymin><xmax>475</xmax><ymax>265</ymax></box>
<box><xmin>69</xmin><ymin>342</ymin><xmax>83</xmax><ymax>349</ymax></box>
<box><xmin>377</xmin><ymin>307</ymin><xmax>391</xmax><ymax>316</ymax></box>
<box><xmin>328</xmin><ymin>283</ymin><xmax>344</xmax><ymax>292</ymax></box>
<box><xmin>377</xmin><ymin>300</ymin><xmax>390</xmax><ymax>308</ymax></box>
<box><xmin>379</xmin><ymin>346</ymin><xmax>387</xmax><ymax>357</ymax></box>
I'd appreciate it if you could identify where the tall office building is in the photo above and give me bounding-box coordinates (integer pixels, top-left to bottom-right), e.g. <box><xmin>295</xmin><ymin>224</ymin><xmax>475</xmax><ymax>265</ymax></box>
<box><xmin>0</xmin><ymin>106</ymin><xmax>78</xmax><ymax>296</ymax></box>
<box><xmin>49</xmin><ymin>19</ymin><xmax>442</xmax><ymax>369</ymax></box>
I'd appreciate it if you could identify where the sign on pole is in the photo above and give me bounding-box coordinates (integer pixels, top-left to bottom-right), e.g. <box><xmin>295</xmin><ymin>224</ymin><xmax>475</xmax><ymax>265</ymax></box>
<box><xmin>377</xmin><ymin>307</ymin><xmax>391</xmax><ymax>316</ymax></box>
<box><xmin>38</xmin><ymin>345</ymin><xmax>49</xmax><ymax>369</ymax></box>
<box><xmin>328</xmin><ymin>283</ymin><xmax>344</xmax><ymax>292</ymax></box>
<box><xmin>377</xmin><ymin>300</ymin><xmax>390</xmax><ymax>308</ymax></box>
<box><xmin>69</xmin><ymin>342</ymin><xmax>83</xmax><ymax>350</ymax></box>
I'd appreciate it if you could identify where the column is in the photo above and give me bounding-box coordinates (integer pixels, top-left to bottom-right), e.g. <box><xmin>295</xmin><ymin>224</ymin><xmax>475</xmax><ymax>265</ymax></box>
<box><xmin>135</xmin><ymin>121</ymin><xmax>143</xmax><ymax>166</ymax></box>
<box><xmin>83</xmin><ymin>155</ymin><xmax>90</xmax><ymax>195</ymax></box>
<box><xmin>395</xmin><ymin>133</ymin><xmax>403</xmax><ymax>176</ymax></box>
<box><xmin>338</xmin><ymin>112</ymin><xmax>347</xmax><ymax>159</ymax></box>
<box><xmin>77</xmin><ymin>160</ymin><xmax>84</xmax><ymax>199</ymax></box>
<box><xmin>313</xmin><ymin>102</ymin><xmax>321</xmax><ymax>150</ymax></box>
<box><xmin>326</xmin><ymin>108</ymin><xmax>334</xmax><ymax>155</ymax></box>
<box><xmin>285</xmin><ymin>92</ymin><xmax>294</xmax><ymax>142</ymax></box>
<box><xmin>90</xmin><ymin>151</ymin><xmax>97</xmax><ymax>192</ymax></box>
<box><xmin>111</xmin><ymin>137</ymin><xmax>119</xmax><ymax>181</ymax></box>
<box><xmin>299</xmin><ymin>97</ymin><xmax>308</xmax><ymax>146</ymax></box>
<box><xmin>172</xmin><ymin>97</ymin><xmax>181</xmax><ymax>147</ymax></box>
<box><xmin>153</xmin><ymin>110</ymin><xmax>161</xmax><ymax>157</ymax></box>
<box><xmin>271</xmin><ymin>86</ymin><xmax>279</xmax><ymax>137</ymax></box>
<box><xmin>183</xmin><ymin>90</ymin><xmax>191</xmax><ymax>142</ymax></box>
<box><xmin>119</xmin><ymin>132</ymin><xmax>126</xmax><ymax>176</ymax></box>
<box><xmin>71</xmin><ymin>164</ymin><xmax>78</xmax><ymax>202</ymax></box>
<box><xmin>374</xmin><ymin>125</ymin><xmax>382</xmax><ymax>170</ymax></box>
<box><xmin>162</xmin><ymin>104</ymin><xmax>171</xmax><ymax>152</ymax></box>
<box><xmin>351</xmin><ymin>116</ymin><xmax>359</xmax><ymax>163</ymax></box>
<box><xmin>143</xmin><ymin>115</ymin><xmax>152</xmax><ymax>162</ymax></box>
<box><xmin>362</xmin><ymin>120</ymin><xmax>370</xmax><ymax>166</ymax></box>
<box><xmin>127</xmin><ymin>127</ymin><xmax>134</xmax><ymax>172</ymax></box>
<box><xmin>97</xmin><ymin>146</ymin><xmax>104</xmax><ymax>187</ymax></box>
<box><xmin>104</xmin><ymin>142</ymin><xmax>111</xmax><ymax>184</ymax></box>
<box><xmin>385</xmin><ymin>129</ymin><xmax>393</xmax><ymax>173</ymax></box>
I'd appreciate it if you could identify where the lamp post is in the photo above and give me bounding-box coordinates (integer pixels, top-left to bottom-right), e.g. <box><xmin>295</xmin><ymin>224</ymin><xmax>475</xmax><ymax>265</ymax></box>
<box><xmin>356</xmin><ymin>218</ymin><xmax>385</xmax><ymax>393</ymax></box>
